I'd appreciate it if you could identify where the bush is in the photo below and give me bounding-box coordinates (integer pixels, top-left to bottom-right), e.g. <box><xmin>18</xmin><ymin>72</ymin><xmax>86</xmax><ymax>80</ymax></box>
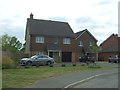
<box><xmin>88</xmin><ymin>65</ymin><xmax>101</xmax><ymax>68</ymax></box>
<box><xmin>73</xmin><ymin>63</ymin><xmax>76</xmax><ymax>66</ymax></box>
<box><xmin>36</xmin><ymin>64</ymin><xmax>40</xmax><ymax>68</ymax></box>
<box><xmin>2</xmin><ymin>56</ymin><xmax>16</xmax><ymax>69</ymax></box>
<box><xmin>86</xmin><ymin>61</ymin><xmax>90</xmax><ymax>66</ymax></box>
<box><xmin>25</xmin><ymin>65</ymin><xmax>31</xmax><ymax>68</ymax></box>
<box><xmin>61</xmin><ymin>64</ymin><xmax>66</xmax><ymax>67</ymax></box>
<box><xmin>49</xmin><ymin>64</ymin><xmax>53</xmax><ymax>67</ymax></box>
<box><xmin>54</xmin><ymin>56</ymin><xmax>62</xmax><ymax>63</ymax></box>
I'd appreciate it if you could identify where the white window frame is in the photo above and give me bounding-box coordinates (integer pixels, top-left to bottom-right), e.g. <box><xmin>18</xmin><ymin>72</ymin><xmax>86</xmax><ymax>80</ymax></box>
<box><xmin>63</xmin><ymin>38</ymin><xmax>71</xmax><ymax>44</ymax></box>
<box><xmin>36</xmin><ymin>36</ymin><xmax>44</xmax><ymax>43</ymax></box>
<box><xmin>54</xmin><ymin>38</ymin><xmax>58</xmax><ymax>44</ymax></box>
<box><xmin>89</xmin><ymin>41</ymin><xmax>92</xmax><ymax>46</ymax></box>
<box><xmin>79</xmin><ymin>41</ymin><xmax>83</xmax><ymax>46</ymax></box>
<box><xmin>36</xmin><ymin>51</ymin><xmax>44</xmax><ymax>55</ymax></box>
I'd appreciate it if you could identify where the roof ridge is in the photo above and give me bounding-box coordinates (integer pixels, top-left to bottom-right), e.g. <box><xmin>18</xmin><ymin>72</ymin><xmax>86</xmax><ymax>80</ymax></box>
<box><xmin>75</xmin><ymin>29</ymin><xmax>87</xmax><ymax>34</ymax></box>
<box><xmin>27</xmin><ymin>18</ymin><xmax>68</xmax><ymax>24</ymax></box>
<box><xmin>100</xmin><ymin>33</ymin><xmax>118</xmax><ymax>46</ymax></box>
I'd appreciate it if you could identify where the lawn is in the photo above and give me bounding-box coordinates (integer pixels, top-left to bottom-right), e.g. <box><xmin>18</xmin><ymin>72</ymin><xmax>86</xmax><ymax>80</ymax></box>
<box><xmin>2</xmin><ymin>65</ymin><xmax>117</xmax><ymax>88</ymax></box>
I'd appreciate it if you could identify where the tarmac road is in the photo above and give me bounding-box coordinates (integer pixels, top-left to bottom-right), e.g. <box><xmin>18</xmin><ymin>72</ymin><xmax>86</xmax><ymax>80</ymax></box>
<box><xmin>24</xmin><ymin>68</ymin><xmax>118</xmax><ymax>88</ymax></box>
<box><xmin>73</xmin><ymin>72</ymin><xmax>118</xmax><ymax>88</ymax></box>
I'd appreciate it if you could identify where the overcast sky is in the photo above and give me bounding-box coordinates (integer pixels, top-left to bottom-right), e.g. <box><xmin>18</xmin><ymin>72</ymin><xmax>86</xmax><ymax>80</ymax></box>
<box><xmin>0</xmin><ymin>0</ymin><xmax>119</xmax><ymax>45</ymax></box>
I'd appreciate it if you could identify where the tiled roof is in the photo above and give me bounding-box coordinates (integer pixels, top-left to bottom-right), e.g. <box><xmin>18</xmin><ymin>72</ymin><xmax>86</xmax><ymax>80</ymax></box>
<box><xmin>27</xmin><ymin>18</ymin><xmax>75</xmax><ymax>38</ymax></box>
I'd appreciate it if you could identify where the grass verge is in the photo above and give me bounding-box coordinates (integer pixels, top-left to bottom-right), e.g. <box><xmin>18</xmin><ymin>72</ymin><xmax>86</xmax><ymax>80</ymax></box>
<box><xmin>2</xmin><ymin>66</ymin><xmax>117</xmax><ymax>88</ymax></box>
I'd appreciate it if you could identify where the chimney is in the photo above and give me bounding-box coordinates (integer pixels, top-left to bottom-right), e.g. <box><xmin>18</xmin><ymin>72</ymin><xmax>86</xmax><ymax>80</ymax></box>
<box><xmin>30</xmin><ymin>13</ymin><xmax>33</xmax><ymax>19</ymax></box>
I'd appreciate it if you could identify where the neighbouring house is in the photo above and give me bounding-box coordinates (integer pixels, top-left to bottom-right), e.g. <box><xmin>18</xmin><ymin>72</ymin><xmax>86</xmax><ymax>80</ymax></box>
<box><xmin>75</xmin><ymin>29</ymin><xmax>98</xmax><ymax>61</ymax></box>
<box><xmin>25</xmin><ymin>13</ymin><xmax>98</xmax><ymax>62</ymax></box>
<box><xmin>99</xmin><ymin>34</ymin><xmax>120</xmax><ymax>61</ymax></box>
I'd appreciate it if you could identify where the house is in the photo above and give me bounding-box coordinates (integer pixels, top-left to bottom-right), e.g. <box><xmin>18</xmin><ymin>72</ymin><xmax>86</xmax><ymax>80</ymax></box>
<box><xmin>99</xmin><ymin>34</ymin><xmax>120</xmax><ymax>61</ymax></box>
<box><xmin>25</xmin><ymin>13</ymin><xmax>98</xmax><ymax>62</ymax></box>
<box><xmin>75</xmin><ymin>29</ymin><xmax>98</xmax><ymax>61</ymax></box>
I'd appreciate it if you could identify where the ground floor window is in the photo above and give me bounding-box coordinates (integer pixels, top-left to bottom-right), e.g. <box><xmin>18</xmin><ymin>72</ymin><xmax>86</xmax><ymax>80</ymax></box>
<box><xmin>36</xmin><ymin>51</ymin><xmax>44</xmax><ymax>55</ymax></box>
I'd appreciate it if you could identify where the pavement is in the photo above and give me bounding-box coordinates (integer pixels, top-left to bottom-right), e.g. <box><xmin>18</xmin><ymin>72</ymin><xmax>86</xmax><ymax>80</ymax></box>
<box><xmin>24</xmin><ymin>62</ymin><xmax>118</xmax><ymax>88</ymax></box>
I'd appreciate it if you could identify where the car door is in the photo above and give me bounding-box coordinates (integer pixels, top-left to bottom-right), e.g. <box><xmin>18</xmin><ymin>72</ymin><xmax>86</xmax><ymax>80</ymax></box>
<box><xmin>37</xmin><ymin>55</ymin><xmax>46</xmax><ymax>65</ymax></box>
<box><xmin>42</xmin><ymin>56</ymin><xmax>49</xmax><ymax>64</ymax></box>
<box><xmin>33</xmin><ymin>56</ymin><xmax>39</xmax><ymax>65</ymax></box>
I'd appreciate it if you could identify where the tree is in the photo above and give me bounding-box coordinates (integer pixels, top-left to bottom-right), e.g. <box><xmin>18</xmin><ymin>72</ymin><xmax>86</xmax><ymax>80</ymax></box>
<box><xmin>20</xmin><ymin>43</ymin><xmax>25</xmax><ymax>53</ymax></box>
<box><xmin>89</xmin><ymin>46</ymin><xmax>100</xmax><ymax>61</ymax></box>
<box><xmin>1</xmin><ymin>34</ymin><xmax>22</xmax><ymax>53</ymax></box>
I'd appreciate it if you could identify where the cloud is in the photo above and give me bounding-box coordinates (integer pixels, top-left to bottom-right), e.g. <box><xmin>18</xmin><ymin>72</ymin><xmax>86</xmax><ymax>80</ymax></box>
<box><xmin>47</xmin><ymin>17</ymin><xmax>68</xmax><ymax>22</ymax></box>
<box><xmin>0</xmin><ymin>0</ymin><xmax>118</xmax><ymax>45</ymax></box>
<box><xmin>95</xmin><ymin>1</ymin><xmax>111</xmax><ymax>6</ymax></box>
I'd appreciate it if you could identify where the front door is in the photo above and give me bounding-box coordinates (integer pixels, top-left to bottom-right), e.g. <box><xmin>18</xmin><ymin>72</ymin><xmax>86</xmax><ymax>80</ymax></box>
<box><xmin>49</xmin><ymin>52</ymin><xmax>53</xmax><ymax>58</ymax></box>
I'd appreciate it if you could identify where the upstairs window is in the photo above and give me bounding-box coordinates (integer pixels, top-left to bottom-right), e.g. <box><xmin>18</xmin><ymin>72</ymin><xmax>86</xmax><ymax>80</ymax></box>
<box><xmin>79</xmin><ymin>41</ymin><xmax>83</xmax><ymax>46</ymax></box>
<box><xmin>54</xmin><ymin>38</ymin><xmax>58</xmax><ymax>44</ymax></box>
<box><xmin>63</xmin><ymin>38</ymin><xmax>71</xmax><ymax>44</ymax></box>
<box><xmin>36</xmin><ymin>36</ymin><xmax>44</xmax><ymax>43</ymax></box>
<box><xmin>89</xmin><ymin>41</ymin><xmax>92</xmax><ymax>46</ymax></box>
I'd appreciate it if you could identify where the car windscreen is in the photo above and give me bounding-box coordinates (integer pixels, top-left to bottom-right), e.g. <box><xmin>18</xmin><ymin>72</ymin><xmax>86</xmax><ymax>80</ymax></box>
<box><xmin>31</xmin><ymin>55</ymin><xmax>38</xmax><ymax>59</ymax></box>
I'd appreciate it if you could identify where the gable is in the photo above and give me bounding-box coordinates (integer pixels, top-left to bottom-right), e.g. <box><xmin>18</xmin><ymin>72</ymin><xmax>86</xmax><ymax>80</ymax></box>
<box><xmin>75</xmin><ymin>29</ymin><xmax>97</xmax><ymax>42</ymax></box>
<box><xmin>100</xmin><ymin>34</ymin><xmax>118</xmax><ymax>49</ymax></box>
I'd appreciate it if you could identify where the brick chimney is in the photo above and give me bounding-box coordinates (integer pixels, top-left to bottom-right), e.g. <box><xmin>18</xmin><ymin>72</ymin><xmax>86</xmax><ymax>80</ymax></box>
<box><xmin>30</xmin><ymin>13</ymin><xmax>33</xmax><ymax>19</ymax></box>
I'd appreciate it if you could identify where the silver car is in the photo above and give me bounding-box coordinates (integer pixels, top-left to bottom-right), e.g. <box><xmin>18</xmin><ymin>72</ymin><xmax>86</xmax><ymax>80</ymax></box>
<box><xmin>108</xmin><ymin>55</ymin><xmax>120</xmax><ymax>63</ymax></box>
<box><xmin>20</xmin><ymin>55</ymin><xmax>54</xmax><ymax>66</ymax></box>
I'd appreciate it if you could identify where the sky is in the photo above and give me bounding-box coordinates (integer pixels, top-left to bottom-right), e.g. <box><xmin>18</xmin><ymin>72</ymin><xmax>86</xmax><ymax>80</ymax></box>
<box><xmin>0</xmin><ymin>0</ymin><xmax>119</xmax><ymax>45</ymax></box>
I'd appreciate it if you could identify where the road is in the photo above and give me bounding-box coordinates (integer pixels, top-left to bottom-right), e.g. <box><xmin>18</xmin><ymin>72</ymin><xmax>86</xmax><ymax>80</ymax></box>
<box><xmin>24</xmin><ymin>68</ymin><xmax>118</xmax><ymax>88</ymax></box>
<box><xmin>73</xmin><ymin>72</ymin><xmax>118</xmax><ymax>88</ymax></box>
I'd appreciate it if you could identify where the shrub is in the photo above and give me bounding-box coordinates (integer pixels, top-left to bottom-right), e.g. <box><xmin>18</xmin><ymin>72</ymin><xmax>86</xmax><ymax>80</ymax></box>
<box><xmin>61</xmin><ymin>64</ymin><xmax>66</xmax><ymax>67</ymax></box>
<box><xmin>25</xmin><ymin>65</ymin><xmax>30</xmax><ymax>68</ymax></box>
<box><xmin>36</xmin><ymin>64</ymin><xmax>40</xmax><ymax>68</ymax></box>
<box><xmin>25</xmin><ymin>64</ymin><xmax>33</xmax><ymax>68</ymax></box>
<box><xmin>54</xmin><ymin>56</ymin><xmax>62</xmax><ymax>63</ymax></box>
<box><xmin>49</xmin><ymin>64</ymin><xmax>53</xmax><ymax>67</ymax></box>
<box><xmin>88</xmin><ymin>65</ymin><xmax>101</xmax><ymax>68</ymax></box>
<box><xmin>73</xmin><ymin>63</ymin><xmax>76</xmax><ymax>66</ymax></box>
<box><xmin>2</xmin><ymin>56</ymin><xmax>16</xmax><ymax>69</ymax></box>
<box><xmin>86</xmin><ymin>61</ymin><xmax>90</xmax><ymax>66</ymax></box>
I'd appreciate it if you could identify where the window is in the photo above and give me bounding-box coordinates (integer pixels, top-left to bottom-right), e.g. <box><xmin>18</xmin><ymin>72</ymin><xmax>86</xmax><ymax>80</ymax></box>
<box><xmin>38</xmin><ymin>55</ymin><xmax>48</xmax><ymax>58</ymax></box>
<box><xmin>36</xmin><ymin>36</ymin><xmax>44</xmax><ymax>43</ymax></box>
<box><xmin>63</xmin><ymin>38</ymin><xmax>71</xmax><ymax>44</ymax></box>
<box><xmin>54</xmin><ymin>38</ymin><xmax>58</xmax><ymax>44</ymax></box>
<box><xmin>36</xmin><ymin>51</ymin><xmax>44</xmax><ymax>55</ymax></box>
<box><xmin>79</xmin><ymin>41</ymin><xmax>83</xmax><ymax>46</ymax></box>
<box><xmin>89</xmin><ymin>42</ymin><xmax>92</xmax><ymax>46</ymax></box>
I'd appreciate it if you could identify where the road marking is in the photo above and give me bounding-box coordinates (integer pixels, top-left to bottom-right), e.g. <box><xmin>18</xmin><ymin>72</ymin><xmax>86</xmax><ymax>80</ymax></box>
<box><xmin>62</xmin><ymin>74</ymin><xmax>103</xmax><ymax>90</ymax></box>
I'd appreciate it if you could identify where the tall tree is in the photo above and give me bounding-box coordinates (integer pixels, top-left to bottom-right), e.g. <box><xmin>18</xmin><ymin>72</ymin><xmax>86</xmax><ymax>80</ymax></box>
<box><xmin>1</xmin><ymin>34</ymin><xmax>22</xmax><ymax>53</ymax></box>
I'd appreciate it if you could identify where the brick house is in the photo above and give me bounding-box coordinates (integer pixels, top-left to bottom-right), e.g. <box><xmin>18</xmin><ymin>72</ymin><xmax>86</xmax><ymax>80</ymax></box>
<box><xmin>25</xmin><ymin>13</ymin><xmax>98</xmax><ymax>62</ymax></box>
<box><xmin>99</xmin><ymin>34</ymin><xmax>120</xmax><ymax>61</ymax></box>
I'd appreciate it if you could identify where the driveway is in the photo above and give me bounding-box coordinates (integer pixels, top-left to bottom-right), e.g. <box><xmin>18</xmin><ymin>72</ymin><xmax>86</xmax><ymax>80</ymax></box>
<box><xmin>24</xmin><ymin>64</ymin><xmax>118</xmax><ymax>88</ymax></box>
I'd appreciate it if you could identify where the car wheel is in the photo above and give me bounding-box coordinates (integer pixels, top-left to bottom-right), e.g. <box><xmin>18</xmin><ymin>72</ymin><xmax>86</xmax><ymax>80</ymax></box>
<box><xmin>47</xmin><ymin>61</ymin><xmax>52</xmax><ymax>65</ymax></box>
<box><xmin>27</xmin><ymin>61</ymin><xmax>32</xmax><ymax>66</ymax></box>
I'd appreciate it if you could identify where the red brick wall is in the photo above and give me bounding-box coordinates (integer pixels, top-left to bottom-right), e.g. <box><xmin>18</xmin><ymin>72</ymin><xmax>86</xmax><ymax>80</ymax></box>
<box><xmin>100</xmin><ymin>34</ymin><xmax>118</xmax><ymax>49</ymax></box>
<box><xmin>99</xmin><ymin>52</ymin><xmax>118</xmax><ymax>62</ymax></box>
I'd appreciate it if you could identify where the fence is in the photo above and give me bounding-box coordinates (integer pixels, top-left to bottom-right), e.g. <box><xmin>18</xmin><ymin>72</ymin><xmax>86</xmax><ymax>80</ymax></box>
<box><xmin>2</xmin><ymin>51</ymin><xmax>29</xmax><ymax>60</ymax></box>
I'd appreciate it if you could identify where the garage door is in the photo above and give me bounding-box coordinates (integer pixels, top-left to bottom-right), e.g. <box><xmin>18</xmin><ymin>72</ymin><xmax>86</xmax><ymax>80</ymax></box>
<box><xmin>62</xmin><ymin>52</ymin><xmax>72</xmax><ymax>62</ymax></box>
